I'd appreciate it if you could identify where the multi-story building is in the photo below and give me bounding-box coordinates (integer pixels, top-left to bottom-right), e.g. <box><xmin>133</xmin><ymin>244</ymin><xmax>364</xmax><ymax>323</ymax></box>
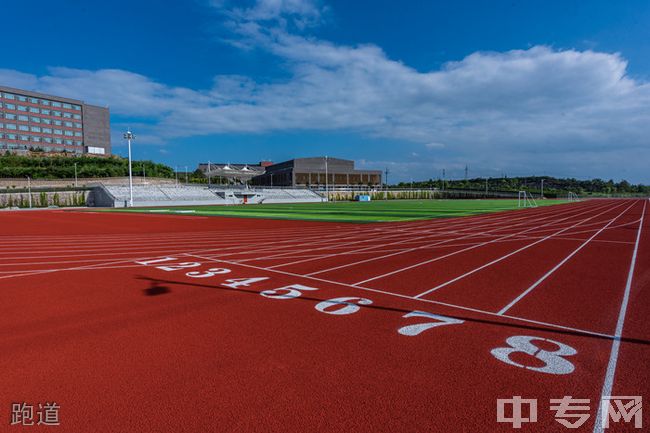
<box><xmin>0</xmin><ymin>85</ymin><xmax>110</xmax><ymax>156</ymax></box>
<box><xmin>251</xmin><ymin>157</ymin><xmax>382</xmax><ymax>187</ymax></box>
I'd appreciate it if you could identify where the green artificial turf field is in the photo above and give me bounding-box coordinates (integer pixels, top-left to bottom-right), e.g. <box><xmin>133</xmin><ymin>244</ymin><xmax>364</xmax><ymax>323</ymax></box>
<box><xmin>109</xmin><ymin>199</ymin><xmax>568</xmax><ymax>223</ymax></box>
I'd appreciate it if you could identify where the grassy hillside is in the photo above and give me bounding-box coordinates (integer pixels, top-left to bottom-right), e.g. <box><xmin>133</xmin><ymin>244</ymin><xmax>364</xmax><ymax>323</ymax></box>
<box><xmin>0</xmin><ymin>153</ymin><xmax>174</xmax><ymax>179</ymax></box>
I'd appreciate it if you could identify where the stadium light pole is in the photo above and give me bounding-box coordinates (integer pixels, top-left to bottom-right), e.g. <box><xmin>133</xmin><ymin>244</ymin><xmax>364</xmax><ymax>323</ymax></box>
<box><xmin>325</xmin><ymin>156</ymin><xmax>329</xmax><ymax>202</ymax></box>
<box><xmin>541</xmin><ymin>178</ymin><xmax>544</xmax><ymax>199</ymax></box>
<box><xmin>26</xmin><ymin>176</ymin><xmax>32</xmax><ymax>208</ymax></box>
<box><xmin>485</xmin><ymin>177</ymin><xmax>488</xmax><ymax>195</ymax></box>
<box><xmin>74</xmin><ymin>162</ymin><xmax>78</xmax><ymax>188</ymax></box>
<box><xmin>185</xmin><ymin>166</ymin><xmax>188</xmax><ymax>185</ymax></box>
<box><xmin>123</xmin><ymin>129</ymin><xmax>135</xmax><ymax>207</ymax></box>
<box><xmin>207</xmin><ymin>161</ymin><xmax>211</xmax><ymax>187</ymax></box>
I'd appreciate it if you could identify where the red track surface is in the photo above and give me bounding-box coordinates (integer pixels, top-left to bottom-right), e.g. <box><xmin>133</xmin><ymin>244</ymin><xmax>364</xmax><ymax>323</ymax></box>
<box><xmin>0</xmin><ymin>199</ymin><xmax>648</xmax><ymax>432</ymax></box>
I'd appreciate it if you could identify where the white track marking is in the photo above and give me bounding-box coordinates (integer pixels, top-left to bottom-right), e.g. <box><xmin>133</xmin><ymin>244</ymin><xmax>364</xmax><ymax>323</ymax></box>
<box><xmin>184</xmin><ymin>252</ymin><xmax>618</xmax><ymax>340</ymax></box>
<box><xmin>496</xmin><ymin>200</ymin><xmax>637</xmax><ymax>315</ymax></box>
<box><xmin>0</xmin><ymin>201</ymin><xmax>604</xmax><ymax>280</ymax></box>
<box><xmin>592</xmin><ymin>200</ymin><xmax>646</xmax><ymax>433</ymax></box>
<box><xmin>262</xmin><ymin>203</ymin><xmax>574</xmax><ymax>269</ymax></box>
<box><xmin>307</xmin><ymin>201</ymin><xmax>612</xmax><ymax>277</ymax></box>
<box><xmin>352</xmin><ymin>201</ymin><xmax>621</xmax><ymax>286</ymax></box>
<box><xmin>416</xmin><ymin>200</ymin><xmax>635</xmax><ymax>299</ymax></box>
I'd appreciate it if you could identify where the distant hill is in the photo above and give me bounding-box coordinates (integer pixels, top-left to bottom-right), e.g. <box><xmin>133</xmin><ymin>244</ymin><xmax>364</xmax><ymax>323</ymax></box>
<box><xmin>0</xmin><ymin>153</ymin><xmax>174</xmax><ymax>179</ymax></box>
<box><xmin>396</xmin><ymin>176</ymin><xmax>650</xmax><ymax>197</ymax></box>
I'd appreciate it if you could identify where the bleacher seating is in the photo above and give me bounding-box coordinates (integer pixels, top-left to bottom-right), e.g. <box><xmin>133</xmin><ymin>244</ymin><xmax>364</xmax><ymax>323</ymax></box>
<box><xmin>102</xmin><ymin>184</ymin><xmax>323</xmax><ymax>206</ymax></box>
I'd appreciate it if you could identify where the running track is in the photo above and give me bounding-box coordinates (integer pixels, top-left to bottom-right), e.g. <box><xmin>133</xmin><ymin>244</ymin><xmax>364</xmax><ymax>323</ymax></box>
<box><xmin>0</xmin><ymin>199</ymin><xmax>647</xmax><ymax>432</ymax></box>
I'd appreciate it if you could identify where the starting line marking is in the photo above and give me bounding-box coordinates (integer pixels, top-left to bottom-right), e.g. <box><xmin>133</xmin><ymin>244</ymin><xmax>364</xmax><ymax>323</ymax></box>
<box><xmin>183</xmin><ymin>252</ymin><xmax>619</xmax><ymax>341</ymax></box>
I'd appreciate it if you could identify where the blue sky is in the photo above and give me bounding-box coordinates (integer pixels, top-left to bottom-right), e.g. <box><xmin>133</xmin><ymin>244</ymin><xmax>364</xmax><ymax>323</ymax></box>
<box><xmin>2</xmin><ymin>0</ymin><xmax>649</xmax><ymax>182</ymax></box>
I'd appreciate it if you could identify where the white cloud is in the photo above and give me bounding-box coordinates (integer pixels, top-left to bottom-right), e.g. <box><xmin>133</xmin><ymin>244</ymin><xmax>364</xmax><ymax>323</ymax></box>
<box><xmin>2</xmin><ymin>0</ymin><xmax>649</xmax><ymax>181</ymax></box>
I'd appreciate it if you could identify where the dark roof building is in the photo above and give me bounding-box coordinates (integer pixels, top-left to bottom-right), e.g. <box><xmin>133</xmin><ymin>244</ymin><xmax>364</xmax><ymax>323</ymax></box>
<box><xmin>0</xmin><ymin>86</ymin><xmax>111</xmax><ymax>156</ymax></box>
<box><xmin>251</xmin><ymin>157</ymin><xmax>382</xmax><ymax>187</ymax></box>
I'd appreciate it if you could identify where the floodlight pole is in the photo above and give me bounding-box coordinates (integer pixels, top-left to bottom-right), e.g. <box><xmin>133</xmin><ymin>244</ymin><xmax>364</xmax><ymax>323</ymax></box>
<box><xmin>541</xmin><ymin>179</ymin><xmax>544</xmax><ymax>199</ymax></box>
<box><xmin>485</xmin><ymin>178</ymin><xmax>488</xmax><ymax>195</ymax></box>
<box><xmin>207</xmin><ymin>161</ymin><xmax>211</xmax><ymax>187</ymax></box>
<box><xmin>325</xmin><ymin>156</ymin><xmax>329</xmax><ymax>202</ymax></box>
<box><xmin>185</xmin><ymin>166</ymin><xmax>188</xmax><ymax>185</ymax></box>
<box><xmin>26</xmin><ymin>176</ymin><xmax>32</xmax><ymax>208</ymax></box>
<box><xmin>123</xmin><ymin>129</ymin><xmax>135</xmax><ymax>207</ymax></box>
<box><xmin>74</xmin><ymin>162</ymin><xmax>78</xmax><ymax>188</ymax></box>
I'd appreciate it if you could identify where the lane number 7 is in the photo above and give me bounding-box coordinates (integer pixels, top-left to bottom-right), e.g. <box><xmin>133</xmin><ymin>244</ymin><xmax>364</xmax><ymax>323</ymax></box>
<box><xmin>398</xmin><ymin>311</ymin><xmax>465</xmax><ymax>336</ymax></box>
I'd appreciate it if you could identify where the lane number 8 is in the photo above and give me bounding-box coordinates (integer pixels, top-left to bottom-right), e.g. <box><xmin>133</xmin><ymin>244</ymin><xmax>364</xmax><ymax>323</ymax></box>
<box><xmin>490</xmin><ymin>335</ymin><xmax>577</xmax><ymax>375</ymax></box>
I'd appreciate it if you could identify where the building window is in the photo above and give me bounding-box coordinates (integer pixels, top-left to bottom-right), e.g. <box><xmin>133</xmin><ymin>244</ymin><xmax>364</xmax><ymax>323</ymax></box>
<box><xmin>29</xmin><ymin>97</ymin><xmax>38</xmax><ymax>104</ymax></box>
<box><xmin>74</xmin><ymin>131</ymin><xmax>82</xmax><ymax>137</ymax></box>
<box><xmin>5</xmin><ymin>113</ymin><xmax>16</xmax><ymax>120</ymax></box>
<box><xmin>32</xmin><ymin>136</ymin><xmax>41</xmax><ymax>142</ymax></box>
<box><xmin>64</xmin><ymin>130</ymin><xmax>73</xmax><ymax>136</ymax></box>
<box><xmin>63</xmin><ymin>112</ymin><xmax>72</xmax><ymax>118</ymax></box>
<box><xmin>64</xmin><ymin>121</ymin><xmax>73</xmax><ymax>127</ymax></box>
<box><xmin>62</xmin><ymin>103</ymin><xmax>72</xmax><ymax>109</ymax></box>
<box><xmin>18</xmin><ymin>125</ymin><xmax>29</xmax><ymax>131</ymax></box>
<box><xmin>30</xmin><ymin>117</ymin><xmax>41</xmax><ymax>123</ymax></box>
<box><xmin>52</xmin><ymin>111</ymin><xmax>62</xmax><ymax>117</ymax></box>
<box><xmin>53</xmin><ymin>120</ymin><xmax>62</xmax><ymax>126</ymax></box>
<box><xmin>17</xmin><ymin>95</ymin><xmax>27</xmax><ymax>102</ymax></box>
<box><xmin>5</xmin><ymin>103</ymin><xmax>16</xmax><ymax>110</ymax></box>
<box><xmin>65</xmin><ymin>139</ymin><xmax>73</xmax><ymax>145</ymax></box>
<box><xmin>6</xmin><ymin>133</ymin><xmax>17</xmax><ymax>139</ymax></box>
<box><xmin>42</xmin><ymin>119</ymin><xmax>51</xmax><ymax>125</ymax></box>
<box><xmin>41</xmin><ymin>100</ymin><xmax>50</xmax><ymax>106</ymax></box>
<box><xmin>74</xmin><ymin>122</ymin><xmax>82</xmax><ymax>128</ymax></box>
<box><xmin>6</xmin><ymin>124</ymin><xmax>16</xmax><ymax>130</ymax></box>
<box><xmin>18</xmin><ymin>115</ymin><xmax>28</xmax><ymax>122</ymax></box>
<box><xmin>52</xmin><ymin>101</ymin><xmax>62</xmax><ymax>108</ymax></box>
<box><xmin>42</xmin><ymin>128</ymin><xmax>52</xmax><ymax>133</ymax></box>
<box><xmin>41</xmin><ymin>109</ymin><xmax>50</xmax><ymax>115</ymax></box>
<box><xmin>19</xmin><ymin>135</ymin><xmax>29</xmax><ymax>141</ymax></box>
<box><xmin>73</xmin><ymin>114</ymin><xmax>81</xmax><ymax>120</ymax></box>
<box><xmin>3</xmin><ymin>93</ymin><xmax>15</xmax><ymax>100</ymax></box>
<box><xmin>17</xmin><ymin>105</ymin><xmax>27</xmax><ymax>112</ymax></box>
<box><xmin>54</xmin><ymin>129</ymin><xmax>63</xmax><ymax>135</ymax></box>
<box><xmin>43</xmin><ymin>137</ymin><xmax>52</xmax><ymax>143</ymax></box>
<box><xmin>29</xmin><ymin>107</ymin><xmax>39</xmax><ymax>114</ymax></box>
<box><xmin>30</xmin><ymin>126</ymin><xmax>41</xmax><ymax>133</ymax></box>
<box><xmin>54</xmin><ymin>138</ymin><xmax>63</xmax><ymax>144</ymax></box>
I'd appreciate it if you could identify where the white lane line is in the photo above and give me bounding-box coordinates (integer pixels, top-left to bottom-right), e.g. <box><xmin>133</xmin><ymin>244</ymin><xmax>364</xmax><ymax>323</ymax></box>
<box><xmin>592</xmin><ymin>199</ymin><xmax>646</xmax><ymax>433</ymax></box>
<box><xmin>415</xmin><ymin>200</ymin><xmax>635</xmax><ymax>299</ymax></box>
<box><xmin>308</xmin><ymin>201</ymin><xmax>611</xmax><ymax>277</ymax></box>
<box><xmin>352</xmin><ymin>201</ymin><xmax>619</xmax><ymax>286</ymax></box>
<box><xmin>497</xmin><ymin>200</ymin><xmax>637</xmax><ymax>315</ymax></box>
<box><xmin>241</xmin><ymin>202</ymin><xmax>564</xmax><ymax>268</ymax></box>
<box><xmin>183</xmin><ymin>252</ymin><xmax>617</xmax><ymax>340</ymax></box>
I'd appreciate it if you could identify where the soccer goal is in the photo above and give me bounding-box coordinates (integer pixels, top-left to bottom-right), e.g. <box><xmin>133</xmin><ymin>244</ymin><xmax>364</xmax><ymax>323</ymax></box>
<box><xmin>518</xmin><ymin>191</ymin><xmax>538</xmax><ymax>208</ymax></box>
<box><xmin>567</xmin><ymin>192</ymin><xmax>580</xmax><ymax>202</ymax></box>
